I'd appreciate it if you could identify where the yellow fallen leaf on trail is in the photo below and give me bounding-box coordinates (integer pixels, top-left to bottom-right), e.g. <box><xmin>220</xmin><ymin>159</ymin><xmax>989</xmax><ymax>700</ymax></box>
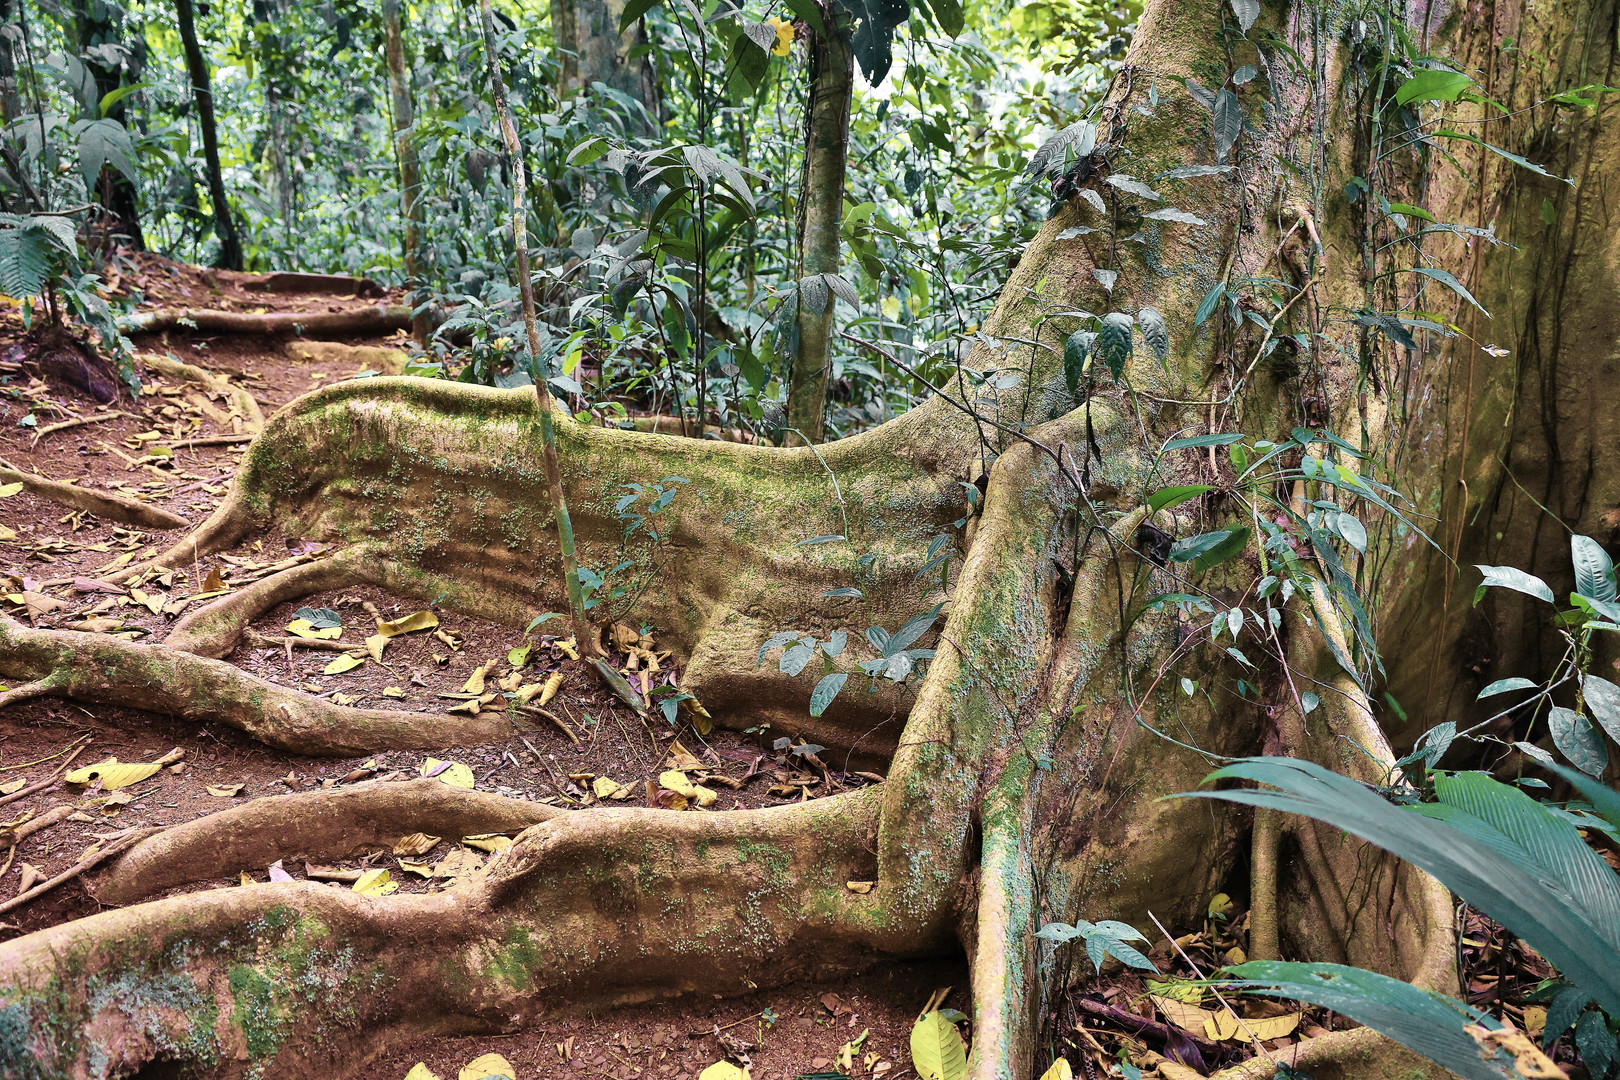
<box><xmin>1228</xmin><ymin>1011</ymin><xmax>1299</xmax><ymax>1042</ymax></box>
<box><xmin>462</xmin><ymin>661</ymin><xmax>494</xmax><ymax>695</ymax></box>
<box><xmin>513</xmin><ymin>682</ymin><xmax>544</xmax><ymax>704</ymax></box>
<box><xmin>404</xmin><ymin>1064</ymin><xmax>441</xmax><ymax>1080</ymax></box>
<box><xmin>1159</xmin><ymin>1065</ymin><xmax>1205</xmax><ymax>1080</ymax></box>
<box><xmin>910</xmin><ymin>1010</ymin><xmax>967</xmax><ymax>1080</ymax></box>
<box><xmin>200</xmin><ymin>567</ymin><xmax>224</xmax><ymax>592</ymax></box>
<box><xmin>697</xmin><ymin>1063</ymin><xmax>748</xmax><ymax>1080</ymax></box>
<box><xmin>1153</xmin><ymin>996</ymin><xmax>1223</xmax><ymax>1037</ymax></box>
<box><xmin>846</xmin><ymin>881</ymin><xmax>875</xmax><ymax>893</ymax></box>
<box><xmin>497</xmin><ymin>670</ymin><xmax>523</xmax><ymax>692</ymax></box>
<box><xmin>838</xmin><ymin>1029</ymin><xmax>869</xmax><ymax>1073</ymax></box>
<box><xmin>375</xmin><ymin>610</ymin><xmax>438</xmax><ymax>637</ymax></box>
<box><xmin>128</xmin><ymin>588</ymin><xmax>164</xmax><ymax>615</ymax></box>
<box><xmin>0</xmin><ymin>525</ymin><xmax>14</xmax><ymax>542</ymax></box>
<box><xmin>462</xmin><ymin>833</ymin><xmax>512</xmax><ymax>853</ymax></box>
<box><xmin>556</xmin><ymin>636</ymin><xmax>579</xmax><ymax>660</ymax></box>
<box><xmin>206</xmin><ymin>784</ymin><xmax>243</xmax><ymax>797</ymax></box>
<box><xmin>1037</xmin><ymin>1058</ymin><xmax>1072</xmax><ymax>1080</ymax></box>
<box><xmin>658</xmin><ymin>769</ymin><xmax>715</xmax><ymax>805</ymax></box>
<box><xmin>394</xmin><ymin>833</ymin><xmax>441</xmax><ymax>857</ymax></box>
<box><xmin>352</xmin><ymin>868</ymin><xmax>398</xmax><ymax>896</ymax></box>
<box><xmin>287</xmin><ymin>618</ymin><xmax>342</xmax><ymax>640</ymax></box>
<box><xmin>324</xmin><ymin>654</ymin><xmax>364</xmax><ymax>675</ymax></box>
<box><xmin>507</xmin><ymin>644</ymin><xmax>530</xmax><ymax>668</ymax></box>
<box><xmin>433</xmin><ymin>847</ymin><xmax>484</xmax><ymax>881</ymax></box>
<box><xmin>381</xmin><ymin>686</ymin><xmax>405</xmax><ymax>698</ymax></box>
<box><xmin>65</xmin><ymin>759</ymin><xmax>161</xmax><ymax>790</ymax></box>
<box><xmin>366</xmin><ymin>634</ymin><xmax>388</xmax><ymax>662</ymax></box>
<box><xmin>420</xmin><ymin>758</ymin><xmax>475</xmax><ymax>789</ymax></box>
<box><xmin>459</xmin><ymin>1052</ymin><xmax>516</xmax><ymax>1080</ymax></box>
<box><xmin>538</xmin><ymin>671</ymin><xmax>564</xmax><ymax>707</ymax></box>
<box><xmin>592</xmin><ymin>776</ymin><xmax>632</xmax><ymax>800</ymax></box>
<box><xmin>0</xmin><ymin>483</ymin><xmax>21</xmax><ymax>497</ymax></box>
<box><xmin>241</xmin><ymin>871</ymin><xmax>253</xmax><ymax>886</ymax></box>
<box><xmin>398</xmin><ymin>859</ymin><xmax>434</xmax><ymax>878</ymax></box>
<box><xmin>0</xmin><ymin>778</ymin><xmax>24</xmax><ymax>795</ymax></box>
<box><xmin>1465</xmin><ymin>1024</ymin><xmax>1565</xmax><ymax>1080</ymax></box>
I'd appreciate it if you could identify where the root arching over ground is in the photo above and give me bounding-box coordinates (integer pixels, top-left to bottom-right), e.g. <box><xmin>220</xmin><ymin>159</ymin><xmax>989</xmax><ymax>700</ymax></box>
<box><xmin>5</xmin><ymin>0</ymin><xmax>1605</xmax><ymax>1071</ymax></box>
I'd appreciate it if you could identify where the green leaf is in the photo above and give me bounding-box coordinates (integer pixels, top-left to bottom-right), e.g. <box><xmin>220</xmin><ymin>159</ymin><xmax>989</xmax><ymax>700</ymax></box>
<box><xmin>1582</xmin><ymin>675</ymin><xmax>1620</xmax><ymax>744</ymax></box>
<box><xmin>1164</xmin><ymin>432</ymin><xmax>1242</xmax><ymax>451</ymax></box>
<box><xmin>1386</xmin><ymin>202</ymin><xmax>1436</xmax><ymax>222</ymax></box>
<box><xmin>1184</xmin><ymin>759</ymin><xmax>1620</xmax><ymax>1015</ymax></box>
<box><xmin>1572</xmin><ymin>535</ymin><xmax>1616</xmax><ymax>602</ymax></box>
<box><xmin>1228</xmin><ymin>0</ymin><xmax>1259</xmax><ymax>33</ymax></box>
<box><xmin>909</xmin><ymin>1010</ymin><xmax>967</xmax><ymax>1080</ymax></box>
<box><xmin>1474</xmin><ymin>565</ymin><xmax>1555</xmax><ymax>603</ymax></box>
<box><xmin>568</xmin><ymin>136</ymin><xmax>609</xmax><ymax>167</ymax></box>
<box><xmin>1433</xmin><ymin>129</ymin><xmax>1570</xmax><ymax>182</ymax></box>
<box><xmin>809</xmin><ymin>673</ymin><xmax>847</xmax><ymax>716</ymax></box>
<box><xmin>918</xmin><ymin>0</ymin><xmax>963</xmax><ymax>36</ymax></box>
<box><xmin>1395</xmin><ymin>69</ymin><xmax>1473</xmax><ymax>106</ymax></box>
<box><xmin>1402</xmin><ymin>266</ymin><xmax>1488</xmax><ymax>316</ymax></box>
<box><xmin>618</xmin><ymin>0</ymin><xmax>664</xmax><ymax>34</ymax></box>
<box><xmin>1478</xmin><ymin>677</ymin><xmax>1537</xmax><ymax>699</ymax></box>
<box><xmin>1137</xmin><ymin>306</ymin><xmax>1169</xmax><ymax>366</ymax></box>
<box><xmin>1147</xmin><ymin>485</ymin><xmax>1213</xmax><ymax>513</ymax></box>
<box><xmin>1549</xmin><ymin>706</ymin><xmax>1609</xmax><ymax>777</ymax></box>
<box><xmin>1217</xmin><ymin>962</ymin><xmax>1522</xmax><ymax>1080</ymax></box>
<box><xmin>1063</xmin><ymin>330</ymin><xmax>1095</xmax><ymax>396</ymax></box>
<box><xmin>1212</xmin><ymin>89</ymin><xmax>1242</xmax><ymax>163</ymax></box>
<box><xmin>293</xmin><ymin>606</ymin><xmax>342</xmax><ymax>630</ymax></box>
<box><xmin>1168</xmin><ymin>527</ymin><xmax>1249</xmax><ymax>573</ymax></box>
<box><xmin>780</xmin><ymin>0</ymin><xmax>825</xmax><ymax>34</ymax></box>
<box><xmin>1194</xmin><ymin>282</ymin><xmax>1225</xmax><ymax>326</ymax></box>
<box><xmin>1097</xmin><ymin>312</ymin><xmax>1133</xmax><ymax>378</ymax></box>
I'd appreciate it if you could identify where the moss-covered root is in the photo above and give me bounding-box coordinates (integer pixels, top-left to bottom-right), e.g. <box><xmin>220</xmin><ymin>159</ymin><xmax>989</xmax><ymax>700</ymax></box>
<box><xmin>165</xmin><ymin>546</ymin><xmax>377</xmax><ymax>657</ymax></box>
<box><xmin>0</xmin><ymin>790</ymin><xmax>922</xmax><ymax>1079</ymax></box>
<box><xmin>0</xmin><ymin>617</ymin><xmax>528</xmax><ymax>755</ymax></box>
<box><xmin>139</xmin><ymin>352</ymin><xmax>266</xmax><ymax>432</ymax></box>
<box><xmin>91</xmin><ymin>780</ymin><xmax>561</xmax><ymax>906</ymax></box>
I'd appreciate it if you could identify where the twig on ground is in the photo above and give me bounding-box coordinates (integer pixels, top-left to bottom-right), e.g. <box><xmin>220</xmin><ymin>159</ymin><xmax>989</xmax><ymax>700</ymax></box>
<box><xmin>32</xmin><ymin>412</ymin><xmax>130</xmax><ymax>441</ymax></box>
<box><xmin>0</xmin><ymin>827</ymin><xmax>159</xmax><ymax>916</ymax></box>
<box><xmin>519</xmin><ymin>704</ymin><xmax>579</xmax><ymax>744</ymax></box>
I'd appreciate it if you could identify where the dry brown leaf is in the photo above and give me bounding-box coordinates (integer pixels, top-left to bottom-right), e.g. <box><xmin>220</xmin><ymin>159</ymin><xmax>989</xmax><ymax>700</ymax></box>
<box><xmin>556</xmin><ymin>636</ymin><xmax>578</xmax><ymax>660</ymax></box>
<box><xmin>1465</xmin><ymin>1025</ymin><xmax>1567</xmax><ymax>1079</ymax></box>
<box><xmin>206</xmin><ymin>783</ymin><xmax>244</xmax><ymax>797</ymax></box>
<box><xmin>665</xmin><ymin>740</ymin><xmax>704</xmax><ymax>772</ymax></box>
<box><xmin>461</xmin><ymin>661</ymin><xmax>494</xmax><ymax>695</ymax></box>
<box><xmin>462</xmin><ymin>833</ymin><xmax>512</xmax><ymax>853</ymax></box>
<box><xmin>393</xmin><ymin>833</ymin><xmax>441</xmax><ymax>857</ymax></box>
<box><xmin>365</xmin><ymin>634</ymin><xmax>388</xmax><ymax>662</ymax></box>
<box><xmin>537</xmin><ymin>671</ymin><xmax>564</xmax><ymax>707</ymax></box>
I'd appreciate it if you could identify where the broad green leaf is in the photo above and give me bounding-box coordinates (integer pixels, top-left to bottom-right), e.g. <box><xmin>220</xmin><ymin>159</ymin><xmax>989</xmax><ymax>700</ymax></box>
<box><xmin>1478</xmin><ymin>677</ymin><xmax>1537</xmax><ymax>699</ymax></box>
<box><xmin>1395</xmin><ymin>69</ymin><xmax>1472</xmax><ymax>106</ymax></box>
<box><xmin>1228</xmin><ymin>0</ymin><xmax>1259</xmax><ymax>33</ymax></box>
<box><xmin>1548</xmin><ymin>706</ymin><xmax>1608</xmax><ymax>777</ymax></box>
<box><xmin>1433</xmin><ymin>129</ymin><xmax>1569</xmax><ymax>182</ymax></box>
<box><xmin>1180</xmin><ymin>757</ymin><xmax>1620</xmax><ymax>1014</ymax></box>
<box><xmin>810</xmin><ymin>673</ymin><xmax>847</xmax><ymax>716</ymax></box>
<box><xmin>1582</xmin><ymin>674</ymin><xmax>1620</xmax><ymax>744</ymax></box>
<box><xmin>1147</xmin><ymin>485</ymin><xmax>1213</xmax><ymax>513</ymax></box>
<box><xmin>1218</xmin><ymin>962</ymin><xmax>1523</xmax><ymax>1080</ymax></box>
<box><xmin>1404</xmin><ymin>266</ymin><xmax>1488</xmax><ymax>315</ymax></box>
<box><xmin>1063</xmin><ymin>330</ymin><xmax>1095</xmax><ymax>396</ymax></box>
<box><xmin>1474</xmin><ymin>565</ymin><xmax>1554</xmax><ymax>603</ymax></box>
<box><xmin>909</xmin><ymin>1010</ymin><xmax>967</xmax><ymax>1080</ymax></box>
<box><xmin>1097</xmin><ymin>313</ymin><xmax>1133</xmax><ymax>378</ymax></box>
<box><xmin>1572</xmin><ymin>535</ymin><xmax>1617</xmax><ymax>602</ymax></box>
<box><xmin>1212</xmin><ymin>89</ymin><xmax>1242</xmax><ymax>163</ymax></box>
<box><xmin>618</xmin><ymin>0</ymin><xmax>664</xmax><ymax>34</ymax></box>
<box><xmin>1137</xmin><ymin>306</ymin><xmax>1169</xmax><ymax>366</ymax></box>
<box><xmin>1164</xmin><ymin>432</ymin><xmax>1242</xmax><ymax>451</ymax></box>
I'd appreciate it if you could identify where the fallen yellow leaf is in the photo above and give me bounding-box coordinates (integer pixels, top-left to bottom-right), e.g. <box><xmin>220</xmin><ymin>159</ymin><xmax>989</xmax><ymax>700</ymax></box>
<box><xmin>556</xmin><ymin>636</ymin><xmax>579</xmax><ymax>660</ymax></box>
<box><xmin>459</xmin><ymin>1052</ymin><xmax>516</xmax><ymax>1080</ymax></box>
<box><xmin>366</xmin><ymin>634</ymin><xmax>388</xmax><ymax>662</ymax></box>
<box><xmin>462</xmin><ymin>661</ymin><xmax>494</xmax><ymax>695</ymax></box>
<box><xmin>538</xmin><ymin>671</ymin><xmax>564</xmax><ymax>707</ymax></box>
<box><xmin>592</xmin><ymin>776</ymin><xmax>632</xmax><ymax>800</ymax></box>
<box><xmin>0</xmin><ymin>483</ymin><xmax>21</xmax><ymax>498</ymax></box>
<box><xmin>381</xmin><ymin>685</ymin><xmax>406</xmax><ymax>698</ymax></box>
<box><xmin>376</xmin><ymin>610</ymin><xmax>438</xmax><ymax>637</ymax></box>
<box><xmin>352</xmin><ymin>868</ymin><xmax>398</xmax><ymax>896</ymax></box>
<box><xmin>462</xmin><ymin>833</ymin><xmax>512</xmax><ymax>853</ymax></box>
<box><xmin>404</xmin><ymin>1064</ymin><xmax>441</xmax><ymax>1080</ymax></box>
<box><xmin>206</xmin><ymin>784</ymin><xmax>243</xmax><ymax>797</ymax></box>
<box><xmin>287</xmin><ymin>618</ymin><xmax>342</xmax><ymax>640</ymax></box>
<box><xmin>398</xmin><ymin>859</ymin><xmax>434</xmax><ymax>878</ymax></box>
<box><xmin>1037</xmin><ymin>1059</ymin><xmax>1072</xmax><ymax>1080</ymax></box>
<box><xmin>696</xmin><ymin>1063</ymin><xmax>747</xmax><ymax>1080</ymax></box>
<box><xmin>65</xmin><ymin>759</ymin><xmax>161</xmax><ymax>790</ymax></box>
<box><xmin>846</xmin><ymin>881</ymin><xmax>875</xmax><ymax>893</ymax></box>
<box><xmin>324</xmin><ymin>654</ymin><xmax>364</xmax><ymax>675</ymax></box>
<box><xmin>421</xmin><ymin>758</ymin><xmax>475</xmax><ymax>789</ymax></box>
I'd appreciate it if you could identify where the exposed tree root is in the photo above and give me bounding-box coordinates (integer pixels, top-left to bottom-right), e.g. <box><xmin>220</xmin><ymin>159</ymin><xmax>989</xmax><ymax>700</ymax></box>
<box><xmin>139</xmin><ymin>352</ymin><xmax>265</xmax><ymax>432</ymax></box>
<box><xmin>246</xmin><ymin>272</ymin><xmax>385</xmax><ymax>298</ymax></box>
<box><xmin>0</xmin><ymin>460</ymin><xmax>190</xmax><ymax>531</ymax></box>
<box><xmin>0</xmin><ymin>617</ymin><xmax>532</xmax><ymax>754</ymax></box>
<box><xmin>120</xmin><ymin>305</ymin><xmax>412</xmax><ymax>337</ymax></box>
<box><xmin>90</xmin><ymin>779</ymin><xmax>560</xmax><ymax>905</ymax></box>
<box><xmin>30</xmin><ymin>411</ymin><xmax>131</xmax><ymax>442</ymax></box>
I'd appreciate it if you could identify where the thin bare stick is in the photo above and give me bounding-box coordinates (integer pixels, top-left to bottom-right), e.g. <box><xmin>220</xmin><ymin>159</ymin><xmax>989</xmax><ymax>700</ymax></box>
<box><xmin>477</xmin><ymin>0</ymin><xmax>598</xmax><ymax>660</ymax></box>
<box><xmin>168</xmin><ymin>434</ymin><xmax>255</xmax><ymax>448</ymax></box>
<box><xmin>0</xmin><ymin>679</ymin><xmax>59</xmax><ymax>711</ymax></box>
<box><xmin>32</xmin><ymin>411</ymin><xmax>129</xmax><ymax>441</ymax></box>
<box><xmin>242</xmin><ymin>629</ymin><xmax>358</xmax><ymax>654</ymax></box>
<box><xmin>519</xmin><ymin>704</ymin><xmax>580</xmax><ymax>745</ymax></box>
<box><xmin>0</xmin><ymin>827</ymin><xmax>158</xmax><ymax>917</ymax></box>
<box><xmin>1147</xmin><ymin>909</ymin><xmax>1281</xmax><ymax>1067</ymax></box>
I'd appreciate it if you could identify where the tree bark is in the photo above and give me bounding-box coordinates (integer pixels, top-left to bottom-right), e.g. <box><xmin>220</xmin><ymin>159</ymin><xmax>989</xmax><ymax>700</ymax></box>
<box><xmin>786</xmin><ymin>23</ymin><xmax>853</xmax><ymax>444</ymax></box>
<box><xmin>176</xmin><ymin>0</ymin><xmax>243</xmax><ymax>271</ymax></box>
<box><xmin>551</xmin><ymin>0</ymin><xmax>658</xmax><ymax>111</ymax></box>
<box><xmin>383</xmin><ymin>0</ymin><xmax>429</xmax><ymax>344</ymax></box>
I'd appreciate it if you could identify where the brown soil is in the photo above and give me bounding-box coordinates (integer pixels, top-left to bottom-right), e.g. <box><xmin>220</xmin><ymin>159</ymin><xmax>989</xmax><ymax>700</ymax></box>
<box><xmin>0</xmin><ymin>255</ymin><xmax>915</xmax><ymax>1080</ymax></box>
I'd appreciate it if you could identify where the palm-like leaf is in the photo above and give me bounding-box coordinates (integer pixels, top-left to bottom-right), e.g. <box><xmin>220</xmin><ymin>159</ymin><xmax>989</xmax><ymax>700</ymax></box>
<box><xmin>1177</xmin><ymin>757</ymin><xmax>1620</xmax><ymax>1015</ymax></box>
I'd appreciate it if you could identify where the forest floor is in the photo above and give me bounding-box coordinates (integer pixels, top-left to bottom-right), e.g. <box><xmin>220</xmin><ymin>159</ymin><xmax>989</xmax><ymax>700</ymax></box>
<box><xmin>0</xmin><ymin>255</ymin><xmax>1552</xmax><ymax>1080</ymax></box>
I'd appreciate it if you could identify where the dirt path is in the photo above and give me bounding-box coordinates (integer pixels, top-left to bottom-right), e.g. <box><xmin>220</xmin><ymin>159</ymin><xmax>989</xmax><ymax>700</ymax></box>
<box><xmin>0</xmin><ymin>256</ymin><xmax>944</xmax><ymax>1080</ymax></box>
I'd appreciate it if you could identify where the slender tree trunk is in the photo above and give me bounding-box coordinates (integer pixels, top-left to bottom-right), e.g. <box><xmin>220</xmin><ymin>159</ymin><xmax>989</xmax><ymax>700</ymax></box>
<box><xmin>176</xmin><ymin>0</ymin><xmax>242</xmax><ymax>271</ymax></box>
<box><xmin>785</xmin><ymin>25</ymin><xmax>852</xmax><ymax>444</ymax></box>
<box><xmin>0</xmin><ymin>0</ymin><xmax>21</xmax><ymax>122</ymax></box>
<box><xmin>383</xmin><ymin>0</ymin><xmax>428</xmax><ymax>344</ymax></box>
<box><xmin>73</xmin><ymin>0</ymin><xmax>144</xmax><ymax>249</ymax></box>
<box><xmin>252</xmin><ymin>0</ymin><xmax>294</xmax><ymax>261</ymax></box>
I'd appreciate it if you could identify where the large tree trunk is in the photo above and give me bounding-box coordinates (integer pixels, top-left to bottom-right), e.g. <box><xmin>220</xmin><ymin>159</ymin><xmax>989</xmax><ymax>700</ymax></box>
<box><xmin>0</xmin><ymin>0</ymin><xmax>1612</xmax><ymax>1077</ymax></box>
<box><xmin>550</xmin><ymin>0</ymin><xmax>658</xmax><ymax>108</ymax></box>
<box><xmin>176</xmin><ymin>0</ymin><xmax>243</xmax><ymax>271</ymax></box>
